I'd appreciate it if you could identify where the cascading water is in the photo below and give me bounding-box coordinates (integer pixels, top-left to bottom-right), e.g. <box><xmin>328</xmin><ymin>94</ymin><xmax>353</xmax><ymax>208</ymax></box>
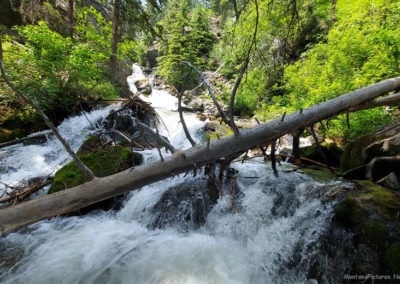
<box><xmin>0</xmin><ymin>65</ymin><xmax>350</xmax><ymax>283</ymax></box>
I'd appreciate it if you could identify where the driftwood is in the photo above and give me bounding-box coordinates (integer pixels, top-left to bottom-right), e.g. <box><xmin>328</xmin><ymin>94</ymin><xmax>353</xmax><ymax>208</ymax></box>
<box><xmin>0</xmin><ymin>77</ymin><xmax>400</xmax><ymax>233</ymax></box>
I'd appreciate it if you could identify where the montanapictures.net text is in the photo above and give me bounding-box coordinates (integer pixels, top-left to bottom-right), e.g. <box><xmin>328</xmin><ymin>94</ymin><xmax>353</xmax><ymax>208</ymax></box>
<box><xmin>344</xmin><ymin>274</ymin><xmax>399</xmax><ymax>280</ymax></box>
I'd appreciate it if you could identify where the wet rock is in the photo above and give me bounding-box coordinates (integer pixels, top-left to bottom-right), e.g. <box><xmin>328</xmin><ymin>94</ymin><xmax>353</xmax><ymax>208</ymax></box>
<box><xmin>332</xmin><ymin>180</ymin><xmax>400</xmax><ymax>275</ymax></box>
<box><xmin>150</xmin><ymin>180</ymin><xmax>219</xmax><ymax>231</ymax></box>
<box><xmin>103</xmin><ymin>109</ymin><xmax>141</xmax><ymax>137</ymax></box>
<box><xmin>134</xmin><ymin>78</ymin><xmax>152</xmax><ymax>95</ymax></box>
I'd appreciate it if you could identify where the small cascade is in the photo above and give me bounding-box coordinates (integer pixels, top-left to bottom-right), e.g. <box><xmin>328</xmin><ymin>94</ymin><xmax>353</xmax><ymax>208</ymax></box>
<box><xmin>0</xmin><ymin>64</ymin><xmax>352</xmax><ymax>283</ymax></box>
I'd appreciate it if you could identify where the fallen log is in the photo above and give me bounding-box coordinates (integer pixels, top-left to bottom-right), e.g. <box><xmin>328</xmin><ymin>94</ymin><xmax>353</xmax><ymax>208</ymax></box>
<box><xmin>0</xmin><ymin>131</ymin><xmax>51</xmax><ymax>148</ymax></box>
<box><xmin>1</xmin><ymin>77</ymin><xmax>400</xmax><ymax>233</ymax></box>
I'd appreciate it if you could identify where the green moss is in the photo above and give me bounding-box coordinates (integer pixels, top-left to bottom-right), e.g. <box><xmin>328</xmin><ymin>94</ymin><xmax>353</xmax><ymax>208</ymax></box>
<box><xmin>385</xmin><ymin>242</ymin><xmax>400</xmax><ymax>273</ymax></box>
<box><xmin>356</xmin><ymin>180</ymin><xmax>400</xmax><ymax>220</ymax></box>
<box><xmin>204</xmin><ymin>122</ymin><xmax>233</xmax><ymax>141</ymax></box>
<box><xmin>49</xmin><ymin>145</ymin><xmax>133</xmax><ymax>193</ymax></box>
<box><xmin>335</xmin><ymin>180</ymin><xmax>400</xmax><ymax>273</ymax></box>
<box><xmin>299</xmin><ymin>167</ymin><xmax>336</xmax><ymax>182</ymax></box>
<box><xmin>334</xmin><ymin>196</ymin><xmax>363</xmax><ymax>227</ymax></box>
<box><xmin>364</xmin><ymin>220</ymin><xmax>388</xmax><ymax>248</ymax></box>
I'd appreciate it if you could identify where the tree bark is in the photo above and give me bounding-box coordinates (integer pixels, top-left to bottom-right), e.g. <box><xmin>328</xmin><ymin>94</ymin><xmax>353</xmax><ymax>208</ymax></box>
<box><xmin>110</xmin><ymin>0</ymin><xmax>122</xmax><ymax>84</ymax></box>
<box><xmin>1</xmin><ymin>77</ymin><xmax>400</xmax><ymax>233</ymax></box>
<box><xmin>68</xmin><ymin>0</ymin><xmax>74</xmax><ymax>38</ymax></box>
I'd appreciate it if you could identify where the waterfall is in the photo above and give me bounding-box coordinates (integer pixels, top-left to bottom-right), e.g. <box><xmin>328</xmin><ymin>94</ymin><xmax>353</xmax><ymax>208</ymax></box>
<box><xmin>0</xmin><ymin>65</ymin><xmax>349</xmax><ymax>283</ymax></box>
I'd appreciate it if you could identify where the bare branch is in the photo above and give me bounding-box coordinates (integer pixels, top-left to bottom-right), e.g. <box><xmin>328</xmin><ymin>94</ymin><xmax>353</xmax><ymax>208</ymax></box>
<box><xmin>228</xmin><ymin>0</ymin><xmax>259</xmax><ymax>136</ymax></box>
<box><xmin>134</xmin><ymin>118</ymin><xmax>176</xmax><ymax>154</ymax></box>
<box><xmin>178</xmin><ymin>91</ymin><xmax>196</xmax><ymax>146</ymax></box>
<box><xmin>180</xmin><ymin>61</ymin><xmax>230</xmax><ymax>127</ymax></box>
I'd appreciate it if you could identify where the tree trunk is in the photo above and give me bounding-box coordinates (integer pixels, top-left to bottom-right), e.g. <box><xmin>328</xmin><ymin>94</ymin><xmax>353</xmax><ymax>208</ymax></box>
<box><xmin>110</xmin><ymin>0</ymin><xmax>122</xmax><ymax>84</ymax></box>
<box><xmin>1</xmin><ymin>77</ymin><xmax>400</xmax><ymax>233</ymax></box>
<box><xmin>68</xmin><ymin>0</ymin><xmax>74</xmax><ymax>38</ymax></box>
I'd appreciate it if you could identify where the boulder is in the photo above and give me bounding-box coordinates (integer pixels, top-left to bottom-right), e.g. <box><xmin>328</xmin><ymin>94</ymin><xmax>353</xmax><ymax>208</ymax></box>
<box><xmin>332</xmin><ymin>180</ymin><xmax>400</xmax><ymax>275</ymax></box>
<box><xmin>301</xmin><ymin>142</ymin><xmax>343</xmax><ymax>167</ymax></box>
<box><xmin>377</xmin><ymin>172</ymin><xmax>400</xmax><ymax>190</ymax></box>
<box><xmin>149</xmin><ymin>180</ymin><xmax>219</xmax><ymax>231</ymax></box>
<box><xmin>203</xmin><ymin>121</ymin><xmax>233</xmax><ymax>141</ymax></box>
<box><xmin>48</xmin><ymin>135</ymin><xmax>142</xmax><ymax>212</ymax></box>
<box><xmin>134</xmin><ymin>78</ymin><xmax>152</xmax><ymax>95</ymax></box>
<box><xmin>341</xmin><ymin>123</ymin><xmax>400</xmax><ymax>171</ymax></box>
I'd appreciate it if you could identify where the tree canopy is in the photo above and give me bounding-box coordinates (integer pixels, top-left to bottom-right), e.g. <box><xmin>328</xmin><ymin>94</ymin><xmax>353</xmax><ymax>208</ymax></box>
<box><xmin>1</xmin><ymin>0</ymin><xmax>399</xmax><ymax>140</ymax></box>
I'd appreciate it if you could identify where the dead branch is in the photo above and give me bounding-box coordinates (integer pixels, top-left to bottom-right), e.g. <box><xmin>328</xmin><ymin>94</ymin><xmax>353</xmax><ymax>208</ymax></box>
<box><xmin>181</xmin><ymin>61</ymin><xmax>230</xmax><ymax>127</ymax></box>
<box><xmin>134</xmin><ymin>118</ymin><xmax>176</xmax><ymax>153</ymax></box>
<box><xmin>178</xmin><ymin>91</ymin><xmax>196</xmax><ymax>146</ymax></box>
<box><xmin>0</xmin><ymin>178</ymin><xmax>53</xmax><ymax>205</ymax></box>
<box><xmin>228</xmin><ymin>0</ymin><xmax>259</xmax><ymax>136</ymax></box>
<box><xmin>1</xmin><ymin>76</ymin><xmax>400</xmax><ymax>233</ymax></box>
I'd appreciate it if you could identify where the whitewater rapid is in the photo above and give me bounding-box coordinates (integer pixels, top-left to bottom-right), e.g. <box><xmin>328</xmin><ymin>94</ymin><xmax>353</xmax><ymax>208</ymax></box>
<box><xmin>0</xmin><ymin>65</ymin><xmax>346</xmax><ymax>283</ymax></box>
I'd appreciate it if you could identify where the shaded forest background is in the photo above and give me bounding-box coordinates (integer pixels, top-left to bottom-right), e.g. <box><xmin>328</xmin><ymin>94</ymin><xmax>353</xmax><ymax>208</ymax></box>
<box><xmin>1</xmin><ymin>0</ymin><xmax>399</xmax><ymax>142</ymax></box>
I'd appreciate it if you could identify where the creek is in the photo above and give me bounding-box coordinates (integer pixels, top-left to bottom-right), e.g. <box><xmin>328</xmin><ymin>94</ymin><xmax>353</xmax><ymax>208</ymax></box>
<box><xmin>0</xmin><ymin>65</ymin><xmax>351</xmax><ymax>283</ymax></box>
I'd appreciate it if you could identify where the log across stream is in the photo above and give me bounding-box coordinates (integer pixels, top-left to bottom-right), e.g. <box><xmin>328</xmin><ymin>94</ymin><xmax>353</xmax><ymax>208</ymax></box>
<box><xmin>0</xmin><ymin>66</ymin><xmax>399</xmax><ymax>282</ymax></box>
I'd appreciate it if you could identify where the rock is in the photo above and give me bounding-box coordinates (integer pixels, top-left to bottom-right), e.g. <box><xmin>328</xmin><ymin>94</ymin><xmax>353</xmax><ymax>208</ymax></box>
<box><xmin>0</xmin><ymin>127</ymin><xmax>25</xmax><ymax>143</ymax></box>
<box><xmin>333</xmin><ymin>180</ymin><xmax>400</xmax><ymax>275</ymax></box>
<box><xmin>203</xmin><ymin>121</ymin><xmax>233</xmax><ymax>141</ymax></box>
<box><xmin>196</xmin><ymin>113</ymin><xmax>208</xmax><ymax>121</ymax></box>
<box><xmin>48</xmin><ymin>135</ymin><xmax>142</xmax><ymax>212</ymax></box>
<box><xmin>341</xmin><ymin>123</ymin><xmax>400</xmax><ymax>171</ymax></box>
<box><xmin>134</xmin><ymin>78</ymin><xmax>152</xmax><ymax>95</ymax></box>
<box><xmin>150</xmin><ymin>180</ymin><xmax>219</xmax><ymax>231</ymax></box>
<box><xmin>363</xmin><ymin>132</ymin><xmax>400</xmax><ymax>162</ymax></box>
<box><xmin>301</xmin><ymin>142</ymin><xmax>343</xmax><ymax>167</ymax></box>
<box><xmin>204</xmin><ymin>122</ymin><xmax>217</xmax><ymax>132</ymax></box>
<box><xmin>377</xmin><ymin>172</ymin><xmax>400</xmax><ymax>190</ymax></box>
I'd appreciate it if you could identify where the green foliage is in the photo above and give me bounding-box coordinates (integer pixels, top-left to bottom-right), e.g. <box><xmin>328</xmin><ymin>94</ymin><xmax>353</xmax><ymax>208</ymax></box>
<box><xmin>212</xmin><ymin>0</ymin><xmax>330</xmax><ymax>115</ymax></box>
<box><xmin>1</xmin><ymin>9</ymin><xmax>118</xmax><ymax>123</ymax></box>
<box><xmin>258</xmin><ymin>0</ymin><xmax>400</xmax><ymax>139</ymax></box>
<box><xmin>157</xmin><ymin>0</ymin><xmax>215</xmax><ymax>91</ymax></box>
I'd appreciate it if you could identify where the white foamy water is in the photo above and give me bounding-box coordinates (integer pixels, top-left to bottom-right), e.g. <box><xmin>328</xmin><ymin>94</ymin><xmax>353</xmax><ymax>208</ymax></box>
<box><xmin>0</xmin><ymin>104</ymin><xmax>121</xmax><ymax>198</ymax></box>
<box><xmin>0</xmin><ymin>64</ymin><xmax>344</xmax><ymax>283</ymax></box>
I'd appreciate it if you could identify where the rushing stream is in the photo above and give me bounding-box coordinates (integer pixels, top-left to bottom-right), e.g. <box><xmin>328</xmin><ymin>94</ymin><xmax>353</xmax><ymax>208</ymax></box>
<box><xmin>0</xmin><ymin>65</ymin><xmax>350</xmax><ymax>283</ymax></box>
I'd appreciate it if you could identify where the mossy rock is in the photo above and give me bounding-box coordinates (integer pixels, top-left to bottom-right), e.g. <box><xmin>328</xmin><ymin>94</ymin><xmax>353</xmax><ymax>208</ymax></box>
<box><xmin>203</xmin><ymin>121</ymin><xmax>233</xmax><ymax>141</ymax></box>
<box><xmin>49</xmin><ymin>145</ymin><xmax>141</xmax><ymax>193</ymax></box>
<box><xmin>385</xmin><ymin>242</ymin><xmax>400</xmax><ymax>273</ymax></box>
<box><xmin>300</xmin><ymin>142</ymin><xmax>343</xmax><ymax>167</ymax></box>
<box><xmin>334</xmin><ymin>180</ymin><xmax>400</xmax><ymax>273</ymax></box>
